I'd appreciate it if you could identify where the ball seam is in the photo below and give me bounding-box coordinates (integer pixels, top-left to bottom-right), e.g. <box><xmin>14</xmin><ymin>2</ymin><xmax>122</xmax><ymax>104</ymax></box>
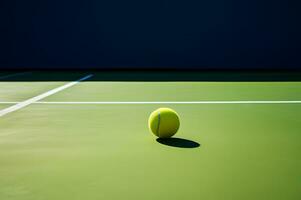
<box><xmin>156</xmin><ymin>111</ymin><xmax>161</xmax><ymax>137</ymax></box>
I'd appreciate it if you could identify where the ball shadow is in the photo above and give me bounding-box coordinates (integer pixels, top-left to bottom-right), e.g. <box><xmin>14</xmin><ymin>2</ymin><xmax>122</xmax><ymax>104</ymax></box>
<box><xmin>156</xmin><ymin>137</ymin><xmax>200</xmax><ymax>148</ymax></box>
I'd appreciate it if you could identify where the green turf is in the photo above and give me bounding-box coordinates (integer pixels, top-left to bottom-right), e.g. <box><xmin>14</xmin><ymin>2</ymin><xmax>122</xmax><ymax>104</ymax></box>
<box><xmin>0</xmin><ymin>73</ymin><xmax>63</xmax><ymax>102</ymax></box>
<box><xmin>0</xmin><ymin>82</ymin><xmax>66</xmax><ymax>102</ymax></box>
<box><xmin>0</xmin><ymin>105</ymin><xmax>11</xmax><ymax>110</ymax></box>
<box><xmin>45</xmin><ymin>80</ymin><xmax>301</xmax><ymax>102</ymax></box>
<box><xmin>0</xmin><ymin>72</ymin><xmax>90</xmax><ymax>102</ymax></box>
<box><xmin>0</xmin><ymin>72</ymin><xmax>300</xmax><ymax>200</ymax></box>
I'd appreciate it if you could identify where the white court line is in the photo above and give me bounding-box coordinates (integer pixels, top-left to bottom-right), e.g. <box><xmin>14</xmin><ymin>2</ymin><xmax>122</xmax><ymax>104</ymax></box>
<box><xmin>0</xmin><ymin>74</ymin><xmax>93</xmax><ymax>117</ymax></box>
<box><xmin>0</xmin><ymin>72</ymin><xmax>32</xmax><ymax>80</ymax></box>
<box><xmin>29</xmin><ymin>100</ymin><xmax>301</xmax><ymax>104</ymax></box>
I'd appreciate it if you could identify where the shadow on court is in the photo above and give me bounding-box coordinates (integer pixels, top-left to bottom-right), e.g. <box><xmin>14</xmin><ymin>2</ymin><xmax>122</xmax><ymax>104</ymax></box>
<box><xmin>1</xmin><ymin>70</ymin><xmax>301</xmax><ymax>82</ymax></box>
<box><xmin>156</xmin><ymin>138</ymin><xmax>200</xmax><ymax>148</ymax></box>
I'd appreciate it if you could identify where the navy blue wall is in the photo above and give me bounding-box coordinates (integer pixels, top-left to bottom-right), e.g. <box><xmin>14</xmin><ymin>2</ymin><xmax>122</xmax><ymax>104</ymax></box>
<box><xmin>0</xmin><ymin>0</ymin><xmax>300</xmax><ymax>69</ymax></box>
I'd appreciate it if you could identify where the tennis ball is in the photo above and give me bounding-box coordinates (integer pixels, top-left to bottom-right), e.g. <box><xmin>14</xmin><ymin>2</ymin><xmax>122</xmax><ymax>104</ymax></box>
<box><xmin>148</xmin><ymin>108</ymin><xmax>180</xmax><ymax>138</ymax></box>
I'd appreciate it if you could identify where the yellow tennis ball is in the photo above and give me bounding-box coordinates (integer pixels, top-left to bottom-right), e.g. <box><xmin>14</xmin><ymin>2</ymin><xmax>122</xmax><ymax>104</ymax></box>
<box><xmin>148</xmin><ymin>108</ymin><xmax>180</xmax><ymax>138</ymax></box>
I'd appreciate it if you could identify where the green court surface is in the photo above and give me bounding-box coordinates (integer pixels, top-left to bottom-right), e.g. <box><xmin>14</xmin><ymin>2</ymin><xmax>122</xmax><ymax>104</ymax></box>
<box><xmin>0</xmin><ymin>71</ymin><xmax>300</xmax><ymax>200</ymax></box>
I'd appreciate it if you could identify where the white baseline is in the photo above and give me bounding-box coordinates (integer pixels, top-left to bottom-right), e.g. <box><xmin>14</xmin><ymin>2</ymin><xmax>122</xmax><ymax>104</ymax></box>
<box><xmin>0</xmin><ymin>74</ymin><xmax>93</xmax><ymax>117</ymax></box>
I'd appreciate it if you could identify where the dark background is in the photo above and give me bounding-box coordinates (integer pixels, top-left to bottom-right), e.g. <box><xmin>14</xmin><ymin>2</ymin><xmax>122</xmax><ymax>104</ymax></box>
<box><xmin>0</xmin><ymin>0</ymin><xmax>300</xmax><ymax>70</ymax></box>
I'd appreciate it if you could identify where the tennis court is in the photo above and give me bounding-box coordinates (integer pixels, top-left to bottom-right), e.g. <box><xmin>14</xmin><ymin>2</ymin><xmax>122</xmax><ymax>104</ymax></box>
<box><xmin>0</xmin><ymin>71</ymin><xmax>300</xmax><ymax>200</ymax></box>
